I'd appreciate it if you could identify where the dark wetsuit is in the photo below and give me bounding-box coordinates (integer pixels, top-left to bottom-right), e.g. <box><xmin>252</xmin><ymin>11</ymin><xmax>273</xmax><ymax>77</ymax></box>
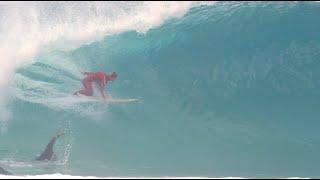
<box><xmin>0</xmin><ymin>167</ymin><xmax>11</xmax><ymax>175</ymax></box>
<box><xmin>36</xmin><ymin>136</ymin><xmax>57</xmax><ymax>161</ymax></box>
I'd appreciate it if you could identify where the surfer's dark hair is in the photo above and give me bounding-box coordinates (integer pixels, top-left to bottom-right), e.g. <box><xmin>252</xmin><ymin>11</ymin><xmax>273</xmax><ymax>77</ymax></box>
<box><xmin>111</xmin><ymin>72</ymin><xmax>117</xmax><ymax>78</ymax></box>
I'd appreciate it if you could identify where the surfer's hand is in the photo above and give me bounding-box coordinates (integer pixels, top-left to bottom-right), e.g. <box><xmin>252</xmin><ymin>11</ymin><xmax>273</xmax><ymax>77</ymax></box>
<box><xmin>57</xmin><ymin>129</ymin><xmax>65</xmax><ymax>138</ymax></box>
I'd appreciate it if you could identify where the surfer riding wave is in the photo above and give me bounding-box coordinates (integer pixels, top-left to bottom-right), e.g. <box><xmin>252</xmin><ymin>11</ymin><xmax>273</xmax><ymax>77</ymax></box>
<box><xmin>73</xmin><ymin>71</ymin><xmax>117</xmax><ymax>100</ymax></box>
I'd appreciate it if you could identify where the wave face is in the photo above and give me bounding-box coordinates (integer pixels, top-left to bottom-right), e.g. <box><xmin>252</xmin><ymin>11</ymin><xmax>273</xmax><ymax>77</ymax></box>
<box><xmin>1</xmin><ymin>1</ymin><xmax>320</xmax><ymax>178</ymax></box>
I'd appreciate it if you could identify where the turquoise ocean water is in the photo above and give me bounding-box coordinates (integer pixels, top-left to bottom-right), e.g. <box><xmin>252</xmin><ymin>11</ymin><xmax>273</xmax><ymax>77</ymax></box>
<box><xmin>1</xmin><ymin>1</ymin><xmax>320</xmax><ymax>178</ymax></box>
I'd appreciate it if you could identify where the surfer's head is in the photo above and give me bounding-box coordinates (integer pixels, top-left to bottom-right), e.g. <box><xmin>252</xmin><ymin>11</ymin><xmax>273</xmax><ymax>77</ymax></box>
<box><xmin>110</xmin><ymin>72</ymin><xmax>117</xmax><ymax>81</ymax></box>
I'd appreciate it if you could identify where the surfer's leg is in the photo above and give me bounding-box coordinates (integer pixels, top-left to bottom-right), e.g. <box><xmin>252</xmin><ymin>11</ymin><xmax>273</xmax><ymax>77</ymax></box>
<box><xmin>73</xmin><ymin>90</ymin><xmax>81</xmax><ymax>95</ymax></box>
<box><xmin>74</xmin><ymin>80</ymin><xmax>93</xmax><ymax>96</ymax></box>
<box><xmin>82</xmin><ymin>80</ymin><xmax>93</xmax><ymax>96</ymax></box>
<box><xmin>73</xmin><ymin>89</ymin><xmax>93</xmax><ymax>96</ymax></box>
<box><xmin>76</xmin><ymin>89</ymin><xmax>93</xmax><ymax>96</ymax></box>
<box><xmin>73</xmin><ymin>80</ymin><xmax>86</xmax><ymax>95</ymax></box>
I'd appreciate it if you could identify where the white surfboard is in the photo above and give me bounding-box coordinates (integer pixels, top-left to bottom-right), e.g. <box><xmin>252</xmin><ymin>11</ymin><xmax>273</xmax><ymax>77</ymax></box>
<box><xmin>75</xmin><ymin>94</ymin><xmax>139</xmax><ymax>103</ymax></box>
<box><xmin>106</xmin><ymin>98</ymin><xmax>140</xmax><ymax>103</ymax></box>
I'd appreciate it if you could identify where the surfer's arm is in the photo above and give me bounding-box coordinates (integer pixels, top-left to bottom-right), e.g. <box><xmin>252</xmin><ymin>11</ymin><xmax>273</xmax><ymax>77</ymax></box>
<box><xmin>0</xmin><ymin>167</ymin><xmax>12</xmax><ymax>175</ymax></box>
<box><xmin>98</xmin><ymin>82</ymin><xmax>106</xmax><ymax>100</ymax></box>
<box><xmin>98</xmin><ymin>76</ymin><xmax>107</xmax><ymax>99</ymax></box>
<box><xmin>36</xmin><ymin>137</ymin><xmax>57</xmax><ymax>161</ymax></box>
<box><xmin>99</xmin><ymin>85</ymin><xmax>106</xmax><ymax>99</ymax></box>
<box><xmin>36</xmin><ymin>130</ymin><xmax>64</xmax><ymax>161</ymax></box>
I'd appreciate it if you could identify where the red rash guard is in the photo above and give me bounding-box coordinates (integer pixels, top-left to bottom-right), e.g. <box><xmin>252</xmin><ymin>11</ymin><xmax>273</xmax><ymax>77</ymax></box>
<box><xmin>81</xmin><ymin>72</ymin><xmax>112</xmax><ymax>96</ymax></box>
